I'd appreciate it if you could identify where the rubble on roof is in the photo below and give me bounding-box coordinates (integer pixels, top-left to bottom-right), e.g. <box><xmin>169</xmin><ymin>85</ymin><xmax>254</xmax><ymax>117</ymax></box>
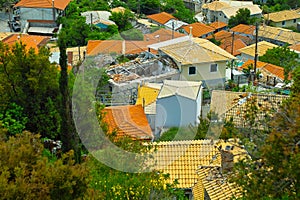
<box><xmin>106</xmin><ymin>52</ymin><xmax>178</xmax><ymax>83</ymax></box>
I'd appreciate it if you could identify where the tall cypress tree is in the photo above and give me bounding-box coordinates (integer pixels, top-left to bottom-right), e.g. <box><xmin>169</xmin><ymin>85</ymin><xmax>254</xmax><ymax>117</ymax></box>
<box><xmin>58</xmin><ymin>31</ymin><xmax>80</xmax><ymax>163</ymax></box>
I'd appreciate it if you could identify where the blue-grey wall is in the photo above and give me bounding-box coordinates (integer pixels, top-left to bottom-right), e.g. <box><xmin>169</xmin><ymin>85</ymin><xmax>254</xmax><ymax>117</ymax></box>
<box><xmin>155</xmin><ymin>95</ymin><xmax>198</xmax><ymax>135</ymax></box>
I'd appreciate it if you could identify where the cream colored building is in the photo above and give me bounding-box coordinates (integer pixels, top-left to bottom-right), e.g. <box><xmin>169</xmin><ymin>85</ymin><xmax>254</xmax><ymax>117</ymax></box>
<box><xmin>264</xmin><ymin>10</ymin><xmax>300</xmax><ymax>28</ymax></box>
<box><xmin>158</xmin><ymin>38</ymin><xmax>236</xmax><ymax>88</ymax></box>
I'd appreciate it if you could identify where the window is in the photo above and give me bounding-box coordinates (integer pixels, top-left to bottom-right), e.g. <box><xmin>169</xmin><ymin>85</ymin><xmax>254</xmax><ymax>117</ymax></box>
<box><xmin>210</xmin><ymin>64</ymin><xmax>218</xmax><ymax>72</ymax></box>
<box><xmin>189</xmin><ymin>66</ymin><xmax>196</xmax><ymax>75</ymax></box>
<box><xmin>282</xmin><ymin>21</ymin><xmax>286</xmax><ymax>26</ymax></box>
<box><xmin>294</xmin><ymin>19</ymin><xmax>297</xmax><ymax>23</ymax></box>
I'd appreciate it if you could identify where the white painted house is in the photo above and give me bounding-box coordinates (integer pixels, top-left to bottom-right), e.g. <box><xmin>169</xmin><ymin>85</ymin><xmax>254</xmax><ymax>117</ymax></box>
<box><xmin>14</xmin><ymin>0</ymin><xmax>70</xmax><ymax>32</ymax></box>
<box><xmin>155</xmin><ymin>80</ymin><xmax>203</xmax><ymax>136</ymax></box>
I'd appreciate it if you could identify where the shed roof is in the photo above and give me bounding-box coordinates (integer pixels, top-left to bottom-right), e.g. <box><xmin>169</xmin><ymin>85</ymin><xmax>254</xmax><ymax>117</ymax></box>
<box><xmin>265</xmin><ymin>10</ymin><xmax>300</xmax><ymax>22</ymax></box>
<box><xmin>136</xmin><ymin>83</ymin><xmax>162</xmax><ymax>115</ymax></box>
<box><xmin>102</xmin><ymin>105</ymin><xmax>153</xmax><ymax>140</ymax></box>
<box><xmin>147</xmin><ymin>12</ymin><xmax>176</xmax><ymax>25</ymax></box>
<box><xmin>15</xmin><ymin>0</ymin><xmax>71</xmax><ymax>10</ymax></box>
<box><xmin>159</xmin><ymin>38</ymin><xmax>235</xmax><ymax>65</ymax></box>
<box><xmin>158</xmin><ymin>80</ymin><xmax>202</xmax><ymax>100</ymax></box>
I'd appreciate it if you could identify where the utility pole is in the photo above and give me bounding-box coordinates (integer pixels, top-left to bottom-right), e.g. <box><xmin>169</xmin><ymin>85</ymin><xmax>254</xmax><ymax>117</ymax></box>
<box><xmin>253</xmin><ymin>22</ymin><xmax>259</xmax><ymax>83</ymax></box>
<box><xmin>137</xmin><ymin>0</ymin><xmax>140</xmax><ymax>16</ymax></box>
<box><xmin>230</xmin><ymin>31</ymin><xmax>235</xmax><ymax>81</ymax></box>
<box><xmin>172</xmin><ymin>21</ymin><xmax>174</xmax><ymax>39</ymax></box>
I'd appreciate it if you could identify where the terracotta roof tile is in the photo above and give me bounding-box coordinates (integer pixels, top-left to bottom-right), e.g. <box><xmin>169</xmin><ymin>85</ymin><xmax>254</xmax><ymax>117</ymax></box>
<box><xmin>289</xmin><ymin>43</ymin><xmax>300</xmax><ymax>52</ymax></box>
<box><xmin>2</xmin><ymin>34</ymin><xmax>50</xmax><ymax>52</ymax></box>
<box><xmin>147</xmin><ymin>12</ymin><xmax>176</xmax><ymax>25</ymax></box>
<box><xmin>230</xmin><ymin>24</ymin><xmax>255</xmax><ymax>35</ymax></box>
<box><xmin>240</xmin><ymin>60</ymin><xmax>288</xmax><ymax>81</ymax></box>
<box><xmin>102</xmin><ymin>105</ymin><xmax>153</xmax><ymax>140</ymax></box>
<box><xmin>144</xmin><ymin>28</ymin><xmax>186</xmax><ymax>42</ymax></box>
<box><xmin>86</xmin><ymin>29</ymin><xmax>186</xmax><ymax>56</ymax></box>
<box><xmin>220</xmin><ymin>38</ymin><xmax>247</xmax><ymax>56</ymax></box>
<box><xmin>15</xmin><ymin>0</ymin><xmax>71</xmax><ymax>10</ymax></box>
<box><xmin>182</xmin><ymin>23</ymin><xmax>215</xmax><ymax>37</ymax></box>
<box><xmin>209</xmin><ymin>21</ymin><xmax>228</xmax><ymax>30</ymax></box>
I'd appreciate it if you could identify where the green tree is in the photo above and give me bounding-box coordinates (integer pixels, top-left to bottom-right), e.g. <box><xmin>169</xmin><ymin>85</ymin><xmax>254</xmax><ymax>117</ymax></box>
<box><xmin>162</xmin><ymin>0</ymin><xmax>196</xmax><ymax>24</ymax></box>
<box><xmin>228</xmin><ymin>8</ymin><xmax>259</xmax><ymax>28</ymax></box>
<box><xmin>58</xmin><ymin>32</ymin><xmax>81</xmax><ymax>163</ymax></box>
<box><xmin>0</xmin><ymin>131</ymin><xmax>91</xmax><ymax>199</ymax></box>
<box><xmin>0</xmin><ymin>103</ymin><xmax>27</xmax><ymax>135</ymax></box>
<box><xmin>109</xmin><ymin>9</ymin><xmax>135</xmax><ymax>31</ymax></box>
<box><xmin>121</xmin><ymin>29</ymin><xmax>144</xmax><ymax>40</ymax></box>
<box><xmin>259</xmin><ymin>45</ymin><xmax>299</xmax><ymax>81</ymax></box>
<box><xmin>0</xmin><ymin>42</ymin><xmax>61</xmax><ymax>139</ymax></box>
<box><xmin>231</xmin><ymin>71</ymin><xmax>300</xmax><ymax>199</ymax></box>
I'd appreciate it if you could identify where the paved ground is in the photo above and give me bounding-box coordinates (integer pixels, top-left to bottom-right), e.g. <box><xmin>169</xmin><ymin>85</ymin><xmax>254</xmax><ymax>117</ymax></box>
<box><xmin>0</xmin><ymin>11</ymin><xmax>17</xmax><ymax>32</ymax></box>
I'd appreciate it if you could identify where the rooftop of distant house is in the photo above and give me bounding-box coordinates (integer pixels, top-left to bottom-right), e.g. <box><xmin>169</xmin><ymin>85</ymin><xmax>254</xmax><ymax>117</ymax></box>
<box><xmin>147</xmin><ymin>12</ymin><xmax>176</xmax><ymax>25</ymax></box>
<box><xmin>14</xmin><ymin>0</ymin><xmax>71</xmax><ymax>10</ymax></box>
<box><xmin>102</xmin><ymin>104</ymin><xmax>153</xmax><ymax>140</ymax></box>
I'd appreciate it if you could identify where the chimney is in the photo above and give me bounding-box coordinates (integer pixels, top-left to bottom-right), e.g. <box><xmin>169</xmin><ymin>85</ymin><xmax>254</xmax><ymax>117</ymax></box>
<box><xmin>67</xmin><ymin>51</ymin><xmax>73</xmax><ymax>66</ymax></box>
<box><xmin>189</xmin><ymin>26</ymin><xmax>193</xmax><ymax>39</ymax></box>
<box><xmin>220</xmin><ymin>148</ymin><xmax>234</xmax><ymax>173</ymax></box>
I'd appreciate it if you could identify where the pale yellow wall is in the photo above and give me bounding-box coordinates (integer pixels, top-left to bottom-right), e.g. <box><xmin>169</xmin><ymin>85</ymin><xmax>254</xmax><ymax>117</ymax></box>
<box><xmin>179</xmin><ymin>61</ymin><xmax>227</xmax><ymax>81</ymax></box>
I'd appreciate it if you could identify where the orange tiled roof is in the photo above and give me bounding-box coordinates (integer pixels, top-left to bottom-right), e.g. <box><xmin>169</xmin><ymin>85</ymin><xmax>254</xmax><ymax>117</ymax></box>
<box><xmin>86</xmin><ymin>40</ymin><xmax>152</xmax><ymax>56</ymax></box>
<box><xmin>2</xmin><ymin>34</ymin><xmax>50</xmax><ymax>52</ymax></box>
<box><xmin>220</xmin><ymin>38</ymin><xmax>247</xmax><ymax>56</ymax></box>
<box><xmin>209</xmin><ymin>21</ymin><xmax>228</xmax><ymax>30</ymax></box>
<box><xmin>102</xmin><ymin>105</ymin><xmax>153</xmax><ymax>140</ymax></box>
<box><xmin>207</xmin><ymin>30</ymin><xmax>252</xmax><ymax>45</ymax></box>
<box><xmin>240</xmin><ymin>60</ymin><xmax>288</xmax><ymax>81</ymax></box>
<box><xmin>230</xmin><ymin>24</ymin><xmax>255</xmax><ymax>35</ymax></box>
<box><xmin>144</xmin><ymin>28</ymin><xmax>186</xmax><ymax>42</ymax></box>
<box><xmin>289</xmin><ymin>43</ymin><xmax>300</xmax><ymax>52</ymax></box>
<box><xmin>182</xmin><ymin>23</ymin><xmax>215</xmax><ymax>37</ymax></box>
<box><xmin>15</xmin><ymin>0</ymin><xmax>71</xmax><ymax>10</ymax></box>
<box><xmin>147</xmin><ymin>12</ymin><xmax>176</xmax><ymax>25</ymax></box>
<box><xmin>87</xmin><ymin>29</ymin><xmax>186</xmax><ymax>56</ymax></box>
